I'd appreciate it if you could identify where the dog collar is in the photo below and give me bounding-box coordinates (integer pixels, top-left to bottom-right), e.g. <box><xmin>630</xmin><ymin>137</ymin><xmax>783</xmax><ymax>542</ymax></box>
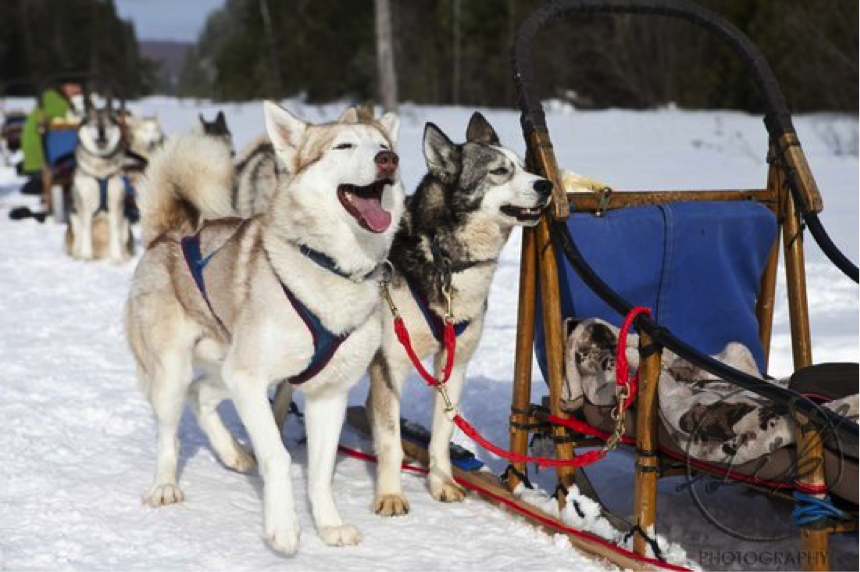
<box><xmin>296</xmin><ymin>243</ymin><xmax>380</xmax><ymax>282</ymax></box>
<box><xmin>429</xmin><ymin>236</ymin><xmax>496</xmax><ymax>294</ymax></box>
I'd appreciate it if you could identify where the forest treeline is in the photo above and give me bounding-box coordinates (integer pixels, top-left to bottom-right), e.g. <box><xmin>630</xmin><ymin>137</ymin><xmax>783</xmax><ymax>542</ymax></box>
<box><xmin>178</xmin><ymin>0</ymin><xmax>858</xmax><ymax>112</ymax></box>
<box><xmin>0</xmin><ymin>0</ymin><xmax>855</xmax><ymax>112</ymax></box>
<box><xmin>0</xmin><ymin>0</ymin><xmax>153</xmax><ymax>97</ymax></box>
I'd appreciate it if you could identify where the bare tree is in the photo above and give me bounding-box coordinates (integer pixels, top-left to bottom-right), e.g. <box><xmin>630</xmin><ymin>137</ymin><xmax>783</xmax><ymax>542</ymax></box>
<box><xmin>374</xmin><ymin>0</ymin><xmax>398</xmax><ymax>112</ymax></box>
<box><xmin>258</xmin><ymin>0</ymin><xmax>282</xmax><ymax>96</ymax></box>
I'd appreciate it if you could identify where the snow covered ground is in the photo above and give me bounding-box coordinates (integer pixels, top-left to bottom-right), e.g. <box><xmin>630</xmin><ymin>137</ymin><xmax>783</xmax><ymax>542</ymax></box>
<box><xmin>1</xmin><ymin>97</ymin><xmax>857</xmax><ymax>571</ymax></box>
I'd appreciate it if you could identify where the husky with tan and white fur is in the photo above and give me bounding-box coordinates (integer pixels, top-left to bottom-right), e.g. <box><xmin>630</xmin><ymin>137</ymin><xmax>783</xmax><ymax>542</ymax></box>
<box><xmin>365</xmin><ymin>113</ymin><xmax>551</xmax><ymax>515</ymax></box>
<box><xmin>125</xmin><ymin>101</ymin><xmax>404</xmax><ymax>553</ymax></box>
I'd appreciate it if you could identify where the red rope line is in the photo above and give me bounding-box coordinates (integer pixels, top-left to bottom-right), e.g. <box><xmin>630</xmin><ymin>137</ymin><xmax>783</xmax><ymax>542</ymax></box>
<box><xmin>393</xmin><ymin>316</ymin><xmax>455</xmax><ymax>386</ymax></box>
<box><xmin>335</xmin><ymin>444</ymin><xmax>692</xmax><ymax>572</ymax></box>
<box><xmin>617</xmin><ymin>306</ymin><xmax>651</xmax><ymax>408</ymax></box>
<box><xmin>453</xmin><ymin>414</ymin><xmax>607</xmax><ymax>468</ymax></box>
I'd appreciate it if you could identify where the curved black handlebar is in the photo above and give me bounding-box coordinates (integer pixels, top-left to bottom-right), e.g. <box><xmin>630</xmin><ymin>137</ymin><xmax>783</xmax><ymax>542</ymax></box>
<box><xmin>512</xmin><ymin>0</ymin><xmax>795</xmax><ymax>139</ymax></box>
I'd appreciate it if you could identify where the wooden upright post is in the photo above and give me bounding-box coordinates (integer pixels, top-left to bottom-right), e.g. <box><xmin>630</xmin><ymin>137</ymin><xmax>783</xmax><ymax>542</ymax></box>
<box><xmin>633</xmin><ymin>330</ymin><xmax>661</xmax><ymax>557</ymax></box>
<box><xmin>780</xmin><ymin>164</ymin><xmax>828</xmax><ymax>571</ymax></box>
<box><xmin>534</xmin><ymin>216</ymin><xmax>577</xmax><ymax>503</ymax></box>
<box><xmin>507</xmin><ymin>226</ymin><xmax>538</xmax><ymax>491</ymax></box>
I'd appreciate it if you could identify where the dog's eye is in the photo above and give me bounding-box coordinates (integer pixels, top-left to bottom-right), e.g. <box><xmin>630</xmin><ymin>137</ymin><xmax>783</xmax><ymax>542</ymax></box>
<box><xmin>333</xmin><ymin>143</ymin><xmax>354</xmax><ymax>150</ymax></box>
<box><xmin>491</xmin><ymin>167</ymin><xmax>508</xmax><ymax>176</ymax></box>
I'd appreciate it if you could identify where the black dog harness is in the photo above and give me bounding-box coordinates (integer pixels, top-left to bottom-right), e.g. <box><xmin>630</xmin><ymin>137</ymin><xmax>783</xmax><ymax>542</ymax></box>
<box><xmin>405</xmin><ymin>277</ymin><xmax>469</xmax><ymax>342</ymax></box>
<box><xmin>180</xmin><ymin>225</ymin><xmax>350</xmax><ymax>385</ymax></box>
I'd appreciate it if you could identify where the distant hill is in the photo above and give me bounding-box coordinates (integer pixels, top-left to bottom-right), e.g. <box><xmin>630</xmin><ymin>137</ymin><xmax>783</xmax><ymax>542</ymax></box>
<box><xmin>139</xmin><ymin>40</ymin><xmax>192</xmax><ymax>94</ymax></box>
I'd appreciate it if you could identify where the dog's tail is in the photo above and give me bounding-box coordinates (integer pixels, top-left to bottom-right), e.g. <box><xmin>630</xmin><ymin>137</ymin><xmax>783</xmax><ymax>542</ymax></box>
<box><xmin>138</xmin><ymin>131</ymin><xmax>235</xmax><ymax>247</ymax></box>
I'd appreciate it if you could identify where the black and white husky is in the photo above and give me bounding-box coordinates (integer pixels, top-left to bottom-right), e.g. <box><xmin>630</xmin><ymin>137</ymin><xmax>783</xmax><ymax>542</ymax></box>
<box><xmin>67</xmin><ymin>96</ymin><xmax>132</xmax><ymax>262</ymax></box>
<box><xmin>366</xmin><ymin>113</ymin><xmax>551</xmax><ymax>514</ymax></box>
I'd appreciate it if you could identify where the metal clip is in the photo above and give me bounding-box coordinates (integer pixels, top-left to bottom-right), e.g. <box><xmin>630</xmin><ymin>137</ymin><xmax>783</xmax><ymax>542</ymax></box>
<box><xmin>595</xmin><ymin>187</ymin><xmax>613</xmax><ymax>217</ymax></box>
<box><xmin>379</xmin><ymin>268</ymin><xmax>400</xmax><ymax>319</ymax></box>
<box><xmin>437</xmin><ymin>385</ymin><xmax>456</xmax><ymax>413</ymax></box>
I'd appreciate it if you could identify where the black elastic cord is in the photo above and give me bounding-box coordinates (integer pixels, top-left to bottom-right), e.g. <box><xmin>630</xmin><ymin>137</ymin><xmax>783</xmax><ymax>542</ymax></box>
<box><xmin>289</xmin><ymin>400</ymin><xmax>304</xmax><ymax>419</ymax></box>
<box><xmin>639</xmin><ymin>342</ymin><xmax>662</xmax><ymax>359</ymax></box>
<box><xmin>623</xmin><ymin>525</ymin><xmax>665</xmax><ymax>562</ymax></box>
<box><xmin>804</xmin><ymin>212</ymin><xmax>858</xmax><ymax>283</ymax></box>
<box><xmin>502</xmin><ymin>464</ymin><xmax>533</xmax><ymax>489</ymax></box>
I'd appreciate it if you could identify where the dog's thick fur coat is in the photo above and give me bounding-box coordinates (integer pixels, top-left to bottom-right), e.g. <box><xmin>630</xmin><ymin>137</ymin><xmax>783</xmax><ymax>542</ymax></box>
<box><xmin>366</xmin><ymin>113</ymin><xmax>551</xmax><ymax>514</ymax></box>
<box><xmin>125</xmin><ymin>102</ymin><xmax>404</xmax><ymax>554</ymax></box>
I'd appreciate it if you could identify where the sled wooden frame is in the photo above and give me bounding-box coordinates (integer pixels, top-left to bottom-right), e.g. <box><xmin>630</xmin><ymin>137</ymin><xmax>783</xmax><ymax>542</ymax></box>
<box><xmin>507</xmin><ymin>1</ymin><xmax>852</xmax><ymax>570</ymax></box>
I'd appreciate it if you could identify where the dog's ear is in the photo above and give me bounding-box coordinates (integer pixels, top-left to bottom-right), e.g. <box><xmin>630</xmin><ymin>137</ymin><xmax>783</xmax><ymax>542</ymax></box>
<box><xmin>338</xmin><ymin>106</ymin><xmax>359</xmax><ymax>124</ymax></box>
<box><xmin>379</xmin><ymin>112</ymin><xmax>400</xmax><ymax>144</ymax></box>
<box><xmin>423</xmin><ymin>123</ymin><xmax>459</xmax><ymax>182</ymax></box>
<box><xmin>466</xmin><ymin>112</ymin><xmax>499</xmax><ymax>145</ymax></box>
<box><xmin>264</xmin><ymin>101</ymin><xmax>307</xmax><ymax>166</ymax></box>
<box><xmin>215</xmin><ymin>111</ymin><xmax>227</xmax><ymax>131</ymax></box>
<box><xmin>198</xmin><ymin>113</ymin><xmax>208</xmax><ymax>128</ymax></box>
<box><xmin>357</xmin><ymin>100</ymin><xmax>375</xmax><ymax>122</ymax></box>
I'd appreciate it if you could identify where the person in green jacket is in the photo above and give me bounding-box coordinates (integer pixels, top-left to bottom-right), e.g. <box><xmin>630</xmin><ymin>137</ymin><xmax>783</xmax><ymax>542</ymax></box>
<box><xmin>19</xmin><ymin>82</ymin><xmax>80</xmax><ymax>195</ymax></box>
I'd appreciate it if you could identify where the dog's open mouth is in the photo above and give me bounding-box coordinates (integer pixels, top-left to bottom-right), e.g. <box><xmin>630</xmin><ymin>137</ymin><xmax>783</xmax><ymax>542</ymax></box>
<box><xmin>337</xmin><ymin>179</ymin><xmax>393</xmax><ymax>233</ymax></box>
<box><xmin>500</xmin><ymin>204</ymin><xmax>545</xmax><ymax>222</ymax></box>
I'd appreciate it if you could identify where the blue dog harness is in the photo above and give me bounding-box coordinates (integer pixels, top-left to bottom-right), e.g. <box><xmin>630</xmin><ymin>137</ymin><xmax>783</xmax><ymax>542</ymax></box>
<box><xmin>180</xmin><ymin>225</ymin><xmax>350</xmax><ymax>385</ymax></box>
<box><xmin>87</xmin><ymin>173</ymin><xmax>135</xmax><ymax>216</ymax></box>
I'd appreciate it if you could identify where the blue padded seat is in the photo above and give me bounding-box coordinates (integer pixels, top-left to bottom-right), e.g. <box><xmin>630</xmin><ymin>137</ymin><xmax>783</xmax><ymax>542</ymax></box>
<box><xmin>535</xmin><ymin>200</ymin><xmax>777</xmax><ymax>378</ymax></box>
<box><xmin>44</xmin><ymin>130</ymin><xmax>77</xmax><ymax>170</ymax></box>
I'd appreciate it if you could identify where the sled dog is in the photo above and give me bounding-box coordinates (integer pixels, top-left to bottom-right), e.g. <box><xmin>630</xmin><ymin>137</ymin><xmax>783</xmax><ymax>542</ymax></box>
<box><xmin>366</xmin><ymin>113</ymin><xmax>551</xmax><ymax>514</ymax></box>
<box><xmin>67</xmin><ymin>95</ymin><xmax>133</xmax><ymax>261</ymax></box>
<box><xmin>198</xmin><ymin>111</ymin><xmax>233</xmax><ymax>151</ymax></box>
<box><xmin>125</xmin><ymin>113</ymin><xmax>166</xmax><ymax>161</ymax></box>
<box><xmin>122</xmin><ymin>113</ymin><xmax>166</xmax><ymax>195</ymax></box>
<box><xmin>125</xmin><ymin>101</ymin><xmax>404</xmax><ymax>553</ymax></box>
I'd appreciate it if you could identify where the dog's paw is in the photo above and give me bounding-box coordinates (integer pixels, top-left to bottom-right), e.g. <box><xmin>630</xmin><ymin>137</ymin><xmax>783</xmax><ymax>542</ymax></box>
<box><xmin>143</xmin><ymin>483</ymin><xmax>184</xmax><ymax>506</ymax></box>
<box><xmin>430</xmin><ymin>479</ymin><xmax>466</xmax><ymax>503</ymax></box>
<box><xmin>374</xmin><ymin>493</ymin><xmax>410</xmax><ymax>516</ymax></box>
<box><xmin>319</xmin><ymin>524</ymin><xmax>362</xmax><ymax>547</ymax></box>
<box><xmin>223</xmin><ymin>447</ymin><xmax>257</xmax><ymax>473</ymax></box>
<box><xmin>265</xmin><ymin>520</ymin><xmax>301</xmax><ymax>555</ymax></box>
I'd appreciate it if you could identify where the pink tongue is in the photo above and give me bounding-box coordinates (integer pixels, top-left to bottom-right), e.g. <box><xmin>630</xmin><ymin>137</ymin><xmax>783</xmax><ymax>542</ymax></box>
<box><xmin>351</xmin><ymin>195</ymin><xmax>391</xmax><ymax>233</ymax></box>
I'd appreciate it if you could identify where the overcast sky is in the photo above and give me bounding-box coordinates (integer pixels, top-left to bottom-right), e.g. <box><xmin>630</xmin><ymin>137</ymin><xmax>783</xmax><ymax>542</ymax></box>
<box><xmin>115</xmin><ymin>0</ymin><xmax>224</xmax><ymax>42</ymax></box>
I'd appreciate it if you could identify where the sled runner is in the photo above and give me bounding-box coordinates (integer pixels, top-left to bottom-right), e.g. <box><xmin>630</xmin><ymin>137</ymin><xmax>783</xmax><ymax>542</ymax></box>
<box><xmin>342</xmin><ymin>406</ymin><xmax>688</xmax><ymax>571</ymax></box>
<box><xmin>502</xmin><ymin>1</ymin><xmax>858</xmax><ymax>571</ymax></box>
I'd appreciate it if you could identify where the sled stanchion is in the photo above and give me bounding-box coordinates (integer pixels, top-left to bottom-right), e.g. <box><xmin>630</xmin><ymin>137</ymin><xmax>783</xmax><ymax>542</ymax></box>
<box><xmin>508</xmin><ymin>225</ymin><xmax>539</xmax><ymax>490</ymax></box>
<box><xmin>633</xmin><ymin>330</ymin><xmax>661</xmax><ymax>558</ymax></box>
<box><xmin>535</xmin><ymin>215</ymin><xmax>577</xmax><ymax>498</ymax></box>
<box><xmin>757</xmin><ymin>142</ymin><xmax>783</xmax><ymax>371</ymax></box>
<box><xmin>527</xmin><ymin>130</ymin><xmax>569</xmax><ymax>219</ymax></box>
<box><xmin>782</xmin><ymin>172</ymin><xmax>829</xmax><ymax>571</ymax></box>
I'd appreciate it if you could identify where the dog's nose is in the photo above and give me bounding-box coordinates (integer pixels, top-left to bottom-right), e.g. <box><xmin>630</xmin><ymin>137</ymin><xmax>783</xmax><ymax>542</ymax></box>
<box><xmin>533</xmin><ymin>179</ymin><xmax>552</xmax><ymax>197</ymax></box>
<box><xmin>375</xmin><ymin>150</ymin><xmax>399</xmax><ymax>177</ymax></box>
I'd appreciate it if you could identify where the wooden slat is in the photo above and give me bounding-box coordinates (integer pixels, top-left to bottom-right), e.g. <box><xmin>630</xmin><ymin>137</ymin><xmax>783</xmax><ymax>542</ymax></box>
<box><xmin>568</xmin><ymin>189</ymin><xmax>774</xmax><ymax>211</ymax></box>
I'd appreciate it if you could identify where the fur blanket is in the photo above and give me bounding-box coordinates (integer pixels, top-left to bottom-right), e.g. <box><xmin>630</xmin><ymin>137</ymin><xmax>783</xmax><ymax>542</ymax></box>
<box><xmin>563</xmin><ymin>319</ymin><xmax>858</xmax><ymax>465</ymax></box>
